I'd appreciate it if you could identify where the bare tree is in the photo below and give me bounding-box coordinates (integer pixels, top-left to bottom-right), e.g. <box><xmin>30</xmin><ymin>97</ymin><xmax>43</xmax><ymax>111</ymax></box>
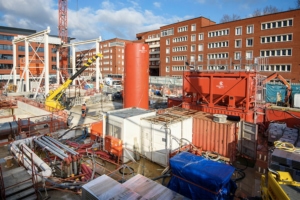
<box><xmin>263</xmin><ymin>5</ymin><xmax>279</xmax><ymax>14</ymax></box>
<box><xmin>220</xmin><ymin>14</ymin><xmax>241</xmax><ymax>23</ymax></box>
<box><xmin>297</xmin><ymin>0</ymin><xmax>300</xmax><ymax>8</ymax></box>
<box><xmin>252</xmin><ymin>9</ymin><xmax>262</xmax><ymax>17</ymax></box>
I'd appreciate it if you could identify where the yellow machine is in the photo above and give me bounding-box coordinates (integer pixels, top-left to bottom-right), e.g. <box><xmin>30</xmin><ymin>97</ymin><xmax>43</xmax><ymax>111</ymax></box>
<box><xmin>261</xmin><ymin>170</ymin><xmax>300</xmax><ymax>200</ymax></box>
<box><xmin>45</xmin><ymin>53</ymin><xmax>103</xmax><ymax>110</ymax></box>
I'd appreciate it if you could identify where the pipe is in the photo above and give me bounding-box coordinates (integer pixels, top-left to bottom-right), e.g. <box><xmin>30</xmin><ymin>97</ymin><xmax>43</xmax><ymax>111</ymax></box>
<box><xmin>45</xmin><ymin>136</ymin><xmax>78</xmax><ymax>155</ymax></box>
<box><xmin>39</xmin><ymin>137</ymin><xmax>68</xmax><ymax>156</ymax></box>
<box><xmin>10</xmin><ymin>137</ymin><xmax>52</xmax><ymax>183</ymax></box>
<box><xmin>35</xmin><ymin>138</ymin><xmax>68</xmax><ymax>159</ymax></box>
<box><xmin>34</xmin><ymin>139</ymin><xmax>66</xmax><ymax>160</ymax></box>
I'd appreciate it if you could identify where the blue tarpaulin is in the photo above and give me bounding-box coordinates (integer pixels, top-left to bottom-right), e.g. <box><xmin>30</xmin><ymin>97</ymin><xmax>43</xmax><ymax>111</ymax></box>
<box><xmin>266</xmin><ymin>83</ymin><xmax>300</xmax><ymax>103</ymax></box>
<box><xmin>167</xmin><ymin>152</ymin><xmax>237</xmax><ymax>200</ymax></box>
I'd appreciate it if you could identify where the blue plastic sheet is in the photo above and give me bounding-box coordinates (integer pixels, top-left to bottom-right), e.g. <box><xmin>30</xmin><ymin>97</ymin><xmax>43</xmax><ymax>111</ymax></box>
<box><xmin>167</xmin><ymin>152</ymin><xmax>237</xmax><ymax>200</ymax></box>
<box><xmin>266</xmin><ymin>84</ymin><xmax>287</xmax><ymax>103</ymax></box>
<box><xmin>265</xmin><ymin>83</ymin><xmax>300</xmax><ymax>104</ymax></box>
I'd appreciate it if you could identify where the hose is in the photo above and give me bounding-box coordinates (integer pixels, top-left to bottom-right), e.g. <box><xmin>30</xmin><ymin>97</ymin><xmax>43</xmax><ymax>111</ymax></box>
<box><xmin>274</xmin><ymin>140</ymin><xmax>300</xmax><ymax>153</ymax></box>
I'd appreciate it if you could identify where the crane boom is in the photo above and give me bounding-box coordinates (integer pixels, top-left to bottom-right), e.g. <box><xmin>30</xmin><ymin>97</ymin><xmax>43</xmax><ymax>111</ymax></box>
<box><xmin>45</xmin><ymin>53</ymin><xmax>103</xmax><ymax>110</ymax></box>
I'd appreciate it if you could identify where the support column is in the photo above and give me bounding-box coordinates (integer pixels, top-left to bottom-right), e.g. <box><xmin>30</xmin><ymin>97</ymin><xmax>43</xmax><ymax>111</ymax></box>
<box><xmin>72</xmin><ymin>45</ymin><xmax>76</xmax><ymax>86</ymax></box>
<box><xmin>25</xmin><ymin>39</ymin><xmax>29</xmax><ymax>92</ymax></box>
<box><xmin>56</xmin><ymin>50</ymin><xmax>60</xmax><ymax>84</ymax></box>
<box><xmin>95</xmin><ymin>40</ymin><xmax>100</xmax><ymax>92</ymax></box>
<box><xmin>44</xmin><ymin>28</ymin><xmax>49</xmax><ymax>94</ymax></box>
<box><xmin>13</xmin><ymin>43</ymin><xmax>17</xmax><ymax>85</ymax></box>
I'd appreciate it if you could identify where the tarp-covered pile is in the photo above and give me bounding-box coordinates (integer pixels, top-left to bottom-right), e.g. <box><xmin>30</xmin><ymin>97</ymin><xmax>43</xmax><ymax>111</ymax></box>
<box><xmin>168</xmin><ymin>152</ymin><xmax>237</xmax><ymax>200</ymax></box>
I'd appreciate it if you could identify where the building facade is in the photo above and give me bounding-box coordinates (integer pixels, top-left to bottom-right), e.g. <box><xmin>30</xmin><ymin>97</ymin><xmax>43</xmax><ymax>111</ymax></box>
<box><xmin>75</xmin><ymin>38</ymin><xmax>132</xmax><ymax>78</ymax></box>
<box><xmin>136</xmin><ymin>9</ymin><xmax>300</xmax><ymax>82</ymax></box>
<box><xmin>0</xmin><ymin>26</ymin><xmax>59</xmax><ymax>80</ymax></box>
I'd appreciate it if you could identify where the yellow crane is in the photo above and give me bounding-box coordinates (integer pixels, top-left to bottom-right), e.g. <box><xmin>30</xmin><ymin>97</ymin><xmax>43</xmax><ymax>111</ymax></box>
<box><xmin>45</xmin><ymin>53</ymin><xmax>102</xmax><ymax>110</ymax></box>
<box><xmin>261</xmin><ymin>169</ymin><xmax>300</xmax><ymax>200</ymax></box>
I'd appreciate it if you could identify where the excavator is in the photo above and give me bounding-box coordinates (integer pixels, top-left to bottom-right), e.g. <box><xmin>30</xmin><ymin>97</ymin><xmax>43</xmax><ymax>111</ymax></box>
<box><xmin>262</xmin><ymin>72</ymin><xmax>292</xmax><ymax>107</ymax></box>
<box><xmin>261</xmin><ymin>169</ymin><xmax>300</xmax><ymax>200</ymax></box>
<box><xmin>45</xmin><ymin>53</ymin><xmax>103</xmax><ymax>110</ymax></box>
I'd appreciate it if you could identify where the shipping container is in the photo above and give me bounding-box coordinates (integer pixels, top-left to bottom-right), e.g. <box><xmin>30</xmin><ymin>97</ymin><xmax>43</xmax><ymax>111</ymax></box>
<box><xmin>192</xmin><ymin>112</ymin><xmax>239</xmax><ymax>162</ymax></box>
<box><xmin>265</xmin><ymin>107</ymin><xmax>300</xmax><ymax>127</ymax></box>
<box><xmin>104</xmin><ymin>107</ymin><xmax>156</xmax><ymax>163</ymax></box>
<box><xmin>141</xmin><ymin>113</ymin><xmax>193</xmax><ymax>167</ymax></box>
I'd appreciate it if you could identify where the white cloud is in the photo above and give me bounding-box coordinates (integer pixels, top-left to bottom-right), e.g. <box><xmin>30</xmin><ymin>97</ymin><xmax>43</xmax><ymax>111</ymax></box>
<box><xmin>0</xmin><ymin>0</ymin><xmax>187</xmax><ymax>42</ymax></box>
<box><xmin>153</xmin><ymin>2</ymin><xmax>161</xmax><ymax>8</ymax></box>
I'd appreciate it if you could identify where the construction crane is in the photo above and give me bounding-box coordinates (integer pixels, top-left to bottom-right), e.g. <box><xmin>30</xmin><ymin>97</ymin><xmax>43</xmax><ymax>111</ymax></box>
<box><xmin>58</xmin><ymin>0</ymin><xmax>69</xmax><ymax>79</ymax></box>
<box><xmin>262</xmin><ymin>72</ymin><xmax>292</xmax><ymax>107</ymax></box>
<box><xmin>261</xmin><ymin>170</ymin><xmax>300</xmax><ymax>200</ymax></box>
<box><xmin>45</xmin><ymin>53</ymin><xmax>102</xmax><ymax>110</ymax></box>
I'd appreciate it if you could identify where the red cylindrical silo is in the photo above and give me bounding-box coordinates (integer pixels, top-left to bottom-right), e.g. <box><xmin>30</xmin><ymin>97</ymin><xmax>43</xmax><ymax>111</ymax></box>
<box><xmin>124</xmin><ymin>43</ymin><xmax>149</xmax><ymax>109</ymax></box>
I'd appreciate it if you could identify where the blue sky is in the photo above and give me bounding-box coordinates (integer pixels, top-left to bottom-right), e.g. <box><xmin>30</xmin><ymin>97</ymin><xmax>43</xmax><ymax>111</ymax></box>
<box><xmin>0</xmin><ymin>0</ymin><xmax>298</xmax><ymax>44</ymax></box>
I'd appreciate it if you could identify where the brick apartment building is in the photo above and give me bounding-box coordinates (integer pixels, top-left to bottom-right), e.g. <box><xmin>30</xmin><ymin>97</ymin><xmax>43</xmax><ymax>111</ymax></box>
<box><xmin>136</xmin><ymin>9</ymin><xmax>300</xmax><ymax>82</ymax></box>
<box><xmin>75</xmin><ymin>38</ymin><xmax>132</xmax><ymax>78</ymax></box>
<box><xmin>0</xmin><ymin>26</ymin><xmax>59</xmax><ymax>80</ymax></box>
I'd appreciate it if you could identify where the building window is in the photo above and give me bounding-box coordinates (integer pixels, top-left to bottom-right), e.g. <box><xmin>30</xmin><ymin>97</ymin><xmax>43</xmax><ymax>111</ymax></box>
<box><xmin>191</xmin><ymin>34</ymin><xmax>196</xmax><ymax>42</ymax></box>
<box><xmin>197</xmin><ymin>65</ymin><xmax>203</xmax><ymax>70</ymax></box>
<box><xmin>247</xmin><ymin>25</ymin><xmax>254</xmax><ymax>34</ymax></box>
<box><xmin>161</xmin><ymin>28</ymin><xmax>174</xmax><ymax>36</ymax></box>
<box><xmin>191</xmin><ymin>45</ymin><xmax>196</xmax><ymax>52</ymax></box>
<box><xmin>260</xmin><ymin>49</ymin><xmax>292</xmax><ymax>57</ymax></box>
<box><xmin>235</xmin><ymin>39</ymin><xmax>242</xmax><ymax>48</ymax></box>
<box><xmin>166</xmin><ymin>39</ymin><xmax>170</xmax><ymax>45</ymax></box>
<box><xmin>246</xmin><ymin>38</ymin><xmax>253</xmax><ymax>47</ymax></box>
<box><xmin>235</xmin><ymin>27</ymin><xmax>242</xmax><ymax>35</ymax></box>
<box><xmin>178</xmin><ymin>26</ymin><xmax>188</xmax><ymax>32</ymax></box>
<box><xmin>234</xmin><ymin>52</ymin><xmax>241</xmax><ymax>60</ymax></box>
<box><xmin>191</xmin><ymin>24</ymin><xmax>196</xmax><ymax>31</ymax></box>
<box><xmin>52</xmin><ymin>65</ymin><xmax>57</xmax><ymax>70</ymax></box>
<box><xmin>234</xmin><ymin>65</ymin><xmax>241</xmax><ymax>70</ymax></box>
<box><xmin>166</xmin><ymin>57</ymin><xmax>169</xmax><ymax>63</ymax></box>
<box><xmin>246</xmin><ymin>51</ymin><xmax>253</xmax><ymax>60</ymax></box>
<box><xmin>166</xmin><ymin>66</ymin><xmax>170</xmax><ymax>72</ymax></box>
<box><xmin>198</xmin><ymin>33</ymin><xmax>204</xmax><ymax>40</ymax></box>
<box><xmin>198</xmin><ymin>44</ymin><xmax>203</xmax><ymax>51</ymax></box>
<box><xmin>198</xmin><ymin>54</ymin><xmax>203</xmax><ymax>62</ymax></box>
<box><xmin>261</xmin><ymin>18</ymin><xmax>293</xmax><ymax>30</ymax></box>
<box><xmin>166</xmin><ymin>48</ymin><xmax>170</xmax><ymax>54</ymax></box>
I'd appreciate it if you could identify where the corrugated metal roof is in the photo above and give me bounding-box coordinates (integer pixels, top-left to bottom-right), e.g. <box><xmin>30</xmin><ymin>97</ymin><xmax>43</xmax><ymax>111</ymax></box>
<box><xmin>108</xmin><ymin>107</ymin><xmax>153</xmax><ymax>119</ymax></box>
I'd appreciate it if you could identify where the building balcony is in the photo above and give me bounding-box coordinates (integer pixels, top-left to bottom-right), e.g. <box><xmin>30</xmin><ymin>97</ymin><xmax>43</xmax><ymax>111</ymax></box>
<box><xmin>149</xmin><ymin>57</ymin><xmax>160</xmax><ymax>61</ymax></box>
<box><xmin>150</xmin><ymin>51</ymin><xmax>160</xmax><ymax>54</ymax></box>
<box><xmin>149</xmin><ymin>44</ymin><xmax>160</xmax><ymax>48</ymax></box>
<box><xmin>145</xmin><ymin>38</ymin><xmax>160</xmax><ymax>42</ymax></box>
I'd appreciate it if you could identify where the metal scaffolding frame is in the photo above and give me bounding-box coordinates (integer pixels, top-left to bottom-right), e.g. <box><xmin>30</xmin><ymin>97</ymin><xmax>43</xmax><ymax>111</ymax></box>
<box><xmin>12</xmin><ymin>27</ymin><xmax>51</xmax><ymax>95</ymax></box>
<box><xmin>61</xmin><ymin>37</ymin><xmax>102</xmax><ymax>92</ymax></box>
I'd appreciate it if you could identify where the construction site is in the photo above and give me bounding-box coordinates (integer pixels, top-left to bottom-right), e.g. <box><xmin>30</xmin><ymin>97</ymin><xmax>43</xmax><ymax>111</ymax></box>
<box><xmin>1</xmin><ymin>1</ymin><xmax>300</xmax><ymax>200</ymax></box>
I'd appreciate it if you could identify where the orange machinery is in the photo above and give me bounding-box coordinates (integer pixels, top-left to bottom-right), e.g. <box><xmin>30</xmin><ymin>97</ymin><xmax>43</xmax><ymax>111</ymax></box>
<box><xmin>181</xmin><ymin>71</ymin><xmax>264</xmax><ymax>123</ymax></box>
<box><xmin>90</xmin><ymin>121</ymin><xmax>103</xmax><ymax>140</ymax></box>
<box><xmin>105</xmin><ymin>135</ymin><xmax>123</xmax><ymax>157</ymax></box>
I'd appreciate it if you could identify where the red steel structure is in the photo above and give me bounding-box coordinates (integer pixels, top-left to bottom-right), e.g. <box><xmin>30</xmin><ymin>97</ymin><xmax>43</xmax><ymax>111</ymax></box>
<box><xmin>181</xmin><ymin>71</ymin><xmax>264</xmax><ymax>123</ymax></box>
<box><xmin>124</xmin><ymin>43</ymin><xmax>149</xmax><ymax>109</ymax></box>
<box><xmin>58</xmin><ymin>0</ymin><xmax>68</xmax><ymax>44</ymax></box>
<box><xmin>58</xmin><ymin>0</ymin><xmax>69</xmax><ymax>79</ymax></box>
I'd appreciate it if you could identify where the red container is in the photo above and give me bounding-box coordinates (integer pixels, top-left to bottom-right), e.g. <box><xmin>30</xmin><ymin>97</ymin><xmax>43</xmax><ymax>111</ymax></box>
<box><xmin>265</xmin><ymin>107</ymin><xmax>300</xmax><ymax>128</ymax></box>
<box><xmin>192</xmin><ymin>112</ymin><xmax>238</xmax><ymax>162</ymax></box>
<box><xmin>90</xmin><ymin>121</ymin><xmax>103</xmax><ymax>139</ymax></box>
<box><xmin>183</xmin><ymin>71</ymin><xmax>258</xmax><ymax>112</ymax></box>
<box><xmin>124</xmin><ymin>43</ymin><xmax>149</xmax><ymax>109</ymax></box>
<box><xmin>182</xmin><ymin>102</ymin><xmax>265</xmax><ymax>123</ymax></box>
<box><xmin>167</xmin><ymin>97</ymin><xmax>183</xmax><ymax>108</ymax></box>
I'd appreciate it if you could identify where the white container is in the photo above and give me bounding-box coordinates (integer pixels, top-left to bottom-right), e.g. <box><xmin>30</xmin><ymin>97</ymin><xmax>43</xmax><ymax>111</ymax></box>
<box><xmin>140</xmin><ymin>114</ymin><xmax>193</xmax><ymax>167</ymax></box>
<box><xmin>104</xmin><ymin>107</ymin><xmax>156</xmax><ymax>163</ymax></box>
<box><xmin>294</xmin><ymin>94</ymin><xmax>300</xmax><ymax>108</ymax></box>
